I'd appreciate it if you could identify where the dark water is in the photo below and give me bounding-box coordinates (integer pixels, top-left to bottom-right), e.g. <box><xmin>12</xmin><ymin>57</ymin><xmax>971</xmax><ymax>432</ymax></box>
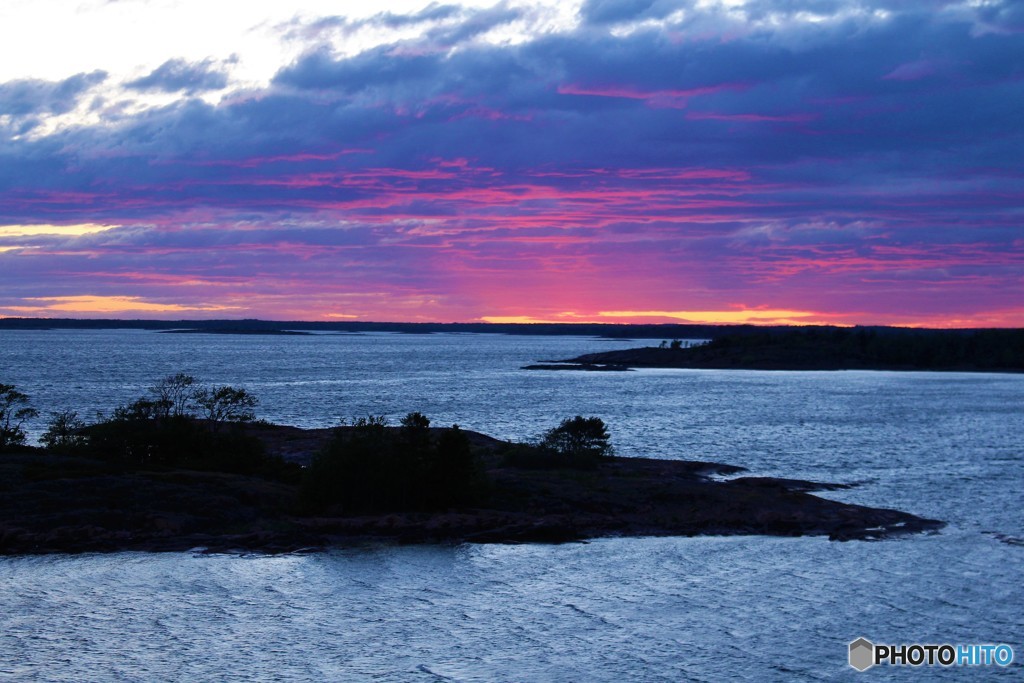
<box><xmin>1</xmin><ymin>330</ymin><xmax>1022</xmax><ymax>681</ymax></box>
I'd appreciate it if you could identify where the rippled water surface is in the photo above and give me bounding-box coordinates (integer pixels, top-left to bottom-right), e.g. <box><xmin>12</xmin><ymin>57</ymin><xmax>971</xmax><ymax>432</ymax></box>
<box><xmin>1</xmin><ymin>330</ymin><xmax>1022</xmax><ymax>681</ymax></box>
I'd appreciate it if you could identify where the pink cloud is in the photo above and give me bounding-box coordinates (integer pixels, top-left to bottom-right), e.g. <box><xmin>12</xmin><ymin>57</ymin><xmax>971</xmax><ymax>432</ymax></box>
<box><xmin>184</xmin><ymin>149</ymin><xmax>375</xmax><ymax>169</ymax></box>
<box><xmin>883</xmin><ymin>60</ymin><xmax>938</xmax><ymax>81</ymax></box>
<box><xmin>557</xmin><ymin>82</ymin><xmax>750</xmax><ymax>108</ymax></box>
<box><xmin>685</xmin><ymin>111</ymin><xmax>818</xmax><ymax>123</ymax></box>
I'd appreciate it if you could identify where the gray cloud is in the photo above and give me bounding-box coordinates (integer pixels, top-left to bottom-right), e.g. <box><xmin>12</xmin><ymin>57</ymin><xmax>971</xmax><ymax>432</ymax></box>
<box><xmin>425</xmin><ymin>2</ymin><xmax>524</xmax><ymax>45</ymax></box>
<box><xmin>286</xmin><ymin>2</ymin><xmax>525</xmax><ymax>49</ymax></box>
<box><xmin>356</xmin><ymin>3</ymin><xmax>463</xmax><ymax>30</ymax></box>
<box><xmin>125</xmin><ymin>58</ymin><xmax>230</xmax><ymax>94</ymax></box>
<box><xmin>579</xmin><ymin>0</ymin><xmax>688</xmax><ymax>25</ymax></box>
<box><xmin>0</xmin><ymin>0</ymin><xmax>1019</xmax><ymax>229</ymax></box>
<box><xmin>303</xmin><ymin>3</ymin><xmax>462</xmax><ymax>36</ymax></box>
<box><xmin>0</xmin><ymin>71</ymin><xmax>107</xmax><ymax>117</ymax></box>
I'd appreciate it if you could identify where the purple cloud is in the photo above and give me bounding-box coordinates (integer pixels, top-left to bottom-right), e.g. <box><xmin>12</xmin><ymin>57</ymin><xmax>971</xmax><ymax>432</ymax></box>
<box><xmin>1</xmin><ymin>1</ymin><xmax>1022</xmax><ymax>324</ymax></box>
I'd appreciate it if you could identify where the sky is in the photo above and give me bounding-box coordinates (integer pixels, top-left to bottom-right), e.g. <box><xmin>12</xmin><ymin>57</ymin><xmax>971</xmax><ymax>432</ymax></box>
<box><xmin>0</xmin><ymin>0</ymin><xmax>1021</xmax><ymax>326</ymax></box>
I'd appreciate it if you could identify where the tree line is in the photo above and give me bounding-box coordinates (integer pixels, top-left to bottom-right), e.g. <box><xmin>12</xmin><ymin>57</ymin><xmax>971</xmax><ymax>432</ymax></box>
<box><xmin>2</xmin><ymin>377</ymin><xmax>615</xmax><ymax>513</ymax></box>
<box><xmin>704</xmin><ymin>326</ymin><xmax>1024</xmax><ymax>370</ymax></box>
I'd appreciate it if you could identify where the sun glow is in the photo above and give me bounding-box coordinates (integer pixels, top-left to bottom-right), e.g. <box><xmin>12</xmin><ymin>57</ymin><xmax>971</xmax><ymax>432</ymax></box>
<box><xmin>0</xmin><ymin>223</ymin><xmax>119</xmax><ymax>237</ymax></box>
<box><xmin>3</xmin><ymin>295</ymin><xmax>239</xmax><ymax>315</ymax></box>
<box><xmin>481</xmin><ymin>309</ymin><xmax>843</xmax><ymax>325</ymax></box>
<box><xmin>595</xmin><ymin>309</ymin><xmax>834</xmax><ymax>325</ymax></box>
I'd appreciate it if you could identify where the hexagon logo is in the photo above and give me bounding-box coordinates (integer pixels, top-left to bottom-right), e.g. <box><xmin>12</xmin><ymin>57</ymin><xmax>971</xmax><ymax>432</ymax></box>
<box><xmin>849</xmin><ymin>638</ymin><xmax>875</xmax><ymax>671</ymax></box>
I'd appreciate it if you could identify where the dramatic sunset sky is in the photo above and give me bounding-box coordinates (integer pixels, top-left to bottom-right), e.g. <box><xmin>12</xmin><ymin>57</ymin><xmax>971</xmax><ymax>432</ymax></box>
<box><xmin>0</xmin><ymin>0</ymin><xmax>1021</xmax><ymax>325</ymax></box>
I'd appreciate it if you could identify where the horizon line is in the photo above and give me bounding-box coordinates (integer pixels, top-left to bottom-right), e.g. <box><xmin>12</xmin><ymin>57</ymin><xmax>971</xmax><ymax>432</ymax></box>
<box><xmin>0</xmin><ymin>316</ymin><xmax>1020</xmax><ymax>332</ymax></box>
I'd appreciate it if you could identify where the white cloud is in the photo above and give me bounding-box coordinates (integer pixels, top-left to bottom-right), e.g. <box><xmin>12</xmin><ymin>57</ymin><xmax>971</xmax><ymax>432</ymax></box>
<box><xmin>0</xmin><ymin>0</ymin><xmax>584</xmax><ymax>136</ymax></box>
<box><xmin>0</xmin><ymin>1</ymin><xmax>584</xmax><ymax>86</ymax></box>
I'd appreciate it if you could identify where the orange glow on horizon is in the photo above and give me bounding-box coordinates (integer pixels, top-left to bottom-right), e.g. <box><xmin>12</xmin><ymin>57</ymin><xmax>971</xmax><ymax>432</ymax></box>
<box><xmin>0</xmin><ymin>223</ymin><xmax>119</xmax><ymax>237</ymax></box>
<box><xmin>480</xmin><ymin>309</ymin><xmax>846</xmax><ymax>326</ymax></box>
<box><xmin>2</xmin><ymin>298</ymin><xmax>1023</xmax><ymax>329</ymax></box>
<box><xmin>479</xmin><ymin>308</ymin><xmax>1024</xmax><ymax>328</ymax></box>
<box><xmin>595</xmin><ymin>309</ymin><xmax>835</xmax><ymax>325</ymax></box>
<box><xmin>3</xmin><ymin>295</ymin><xmax>239</xmax><ymax>315</ymax></box>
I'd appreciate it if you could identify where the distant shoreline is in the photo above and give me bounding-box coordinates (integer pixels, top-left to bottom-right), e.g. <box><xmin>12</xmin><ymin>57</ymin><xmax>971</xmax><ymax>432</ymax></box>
<box><xmin>159</xmin><ymin>328</ymin><xmax>313</xmax><ymax>336</ymax></box>
<box><xmin>2</xmin><ymin>317</ymin><xmax>1021</xmax><ymax>341</ymax></box>
<box><xmin>526</xmin><ymin>327</ymin><xmax>1024</xmax><ymax>373</ymax></box>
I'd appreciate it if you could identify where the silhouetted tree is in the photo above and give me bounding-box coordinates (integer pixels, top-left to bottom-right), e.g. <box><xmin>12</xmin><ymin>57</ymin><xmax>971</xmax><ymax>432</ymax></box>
<box><xmin>400</xmin><ymin>411</ymin><xmax>430</xmax><ymax>430</ymax></box>
<box><xmin>112</xmin><ymin>398</ymin><xmax>164</xmax><ymax>422</ymax></box>
<box><xmin>193</xmin><ymin>386</ymin><xmax>258</xmax><ymax>429</ymax></box>
<box><xmin>41</xmin><ymin>410</ymin><xmax>88</xmax><ymax>452</ymax></box>
<box><xmin>0</xmin><ymin>384</ymin><xmax>38</xmax><ymax>450</ymax></box>
<box><xmin>541</xmin><ymin>416</ymin><xmax>613</xmax><ymax>460</ymax></box>
<box><xmin>150</xmin><ymin>372</ymin><xmax>198</xmax><ymax>418</ymax></box>
<box><xmin>88</xmin><ymin>376</ymin><xmax>271</xmax><ymax>472</ymax></box>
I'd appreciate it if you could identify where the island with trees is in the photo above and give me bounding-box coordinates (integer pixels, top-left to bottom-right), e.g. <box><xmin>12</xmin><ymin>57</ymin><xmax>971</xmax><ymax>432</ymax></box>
<box><xmin>527</xmin><ymin>327</ymin><xmax>1024</xmax><ymax>372</ymax></box>
<box><xmin>0</xmin><ymin>377</ymin><xmax>943</xmax><ymax>554</ymax></box>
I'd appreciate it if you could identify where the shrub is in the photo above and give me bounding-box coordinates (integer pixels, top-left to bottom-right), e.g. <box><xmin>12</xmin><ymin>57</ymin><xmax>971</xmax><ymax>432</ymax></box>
<box><xmin>506</xmin><ymin>416</ymin><xmax>613</xmax><ymax>470</ymax></box>
<box><xmin>540</xmin><ymin>416</ymin><xmax>613</xmax><ymax>460</ymax></box>
<box><xmin>426</xmin><ymin>424</ymin><xmax>478</xmax><ymax>508</ymax></box>
<box><xmin>302</xmin><ymin>412</ymin><xmax>483</xmax><ymax>513</ymax></box>
<box><xmin>85</xmin><ymin>412</ymin><xmax>203</xmax><ymax>467</ymax></box>
<box><xmin>82</xmin><ymin>375</ymin><xmax>280</xmax><ymax>476</ymax></box>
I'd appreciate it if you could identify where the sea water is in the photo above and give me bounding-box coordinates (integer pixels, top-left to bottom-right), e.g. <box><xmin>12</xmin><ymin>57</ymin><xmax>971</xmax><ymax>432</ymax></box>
<box><xmin>1</xmin><ymin>329</ymin><xmax>1021</xmax><ymax>681</ymax></box>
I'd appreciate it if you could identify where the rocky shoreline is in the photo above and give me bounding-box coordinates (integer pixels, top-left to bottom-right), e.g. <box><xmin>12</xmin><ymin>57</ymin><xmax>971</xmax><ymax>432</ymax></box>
<box><xmin>521</xmin><ymin>363</ymin><xmax>632</xmax><ymax>372</ymax></box>
<box><xmin>0</xmin><ymin>423</ymin><xmax>943</xmax><ymax>554</ymax></box>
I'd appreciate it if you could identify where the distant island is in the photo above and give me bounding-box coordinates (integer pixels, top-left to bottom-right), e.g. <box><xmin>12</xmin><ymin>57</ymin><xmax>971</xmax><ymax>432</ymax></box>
<box><xmin>0</xmin><ymin>317</ymin><xmax>747</xmax><ymax>338</ymax></box>
<box><xmin>528</xmin><ymin>327</ymin><xmax>1024</xmax><ymax>372</ymax></box>
<box><xmin>0</xmin><ymin>377</ymin><xmax>942</xmax><ymax>554</ymax></box>
<box><xmin>159</xmin><ymin>328</ymin><xmax>313</xmax><ymax>336</ymax></box>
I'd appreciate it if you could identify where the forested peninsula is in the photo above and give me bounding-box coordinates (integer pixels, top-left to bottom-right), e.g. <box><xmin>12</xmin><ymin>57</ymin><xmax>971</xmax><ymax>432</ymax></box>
<box><xmin>0</xmin><ymin>377</ymin><xmax>943</xmax><ymax>554</ymax></box>
<box><xmin>534</xmin><ymin>327</ymin><xmax>1024</xmax><ymax>372</ymax></box>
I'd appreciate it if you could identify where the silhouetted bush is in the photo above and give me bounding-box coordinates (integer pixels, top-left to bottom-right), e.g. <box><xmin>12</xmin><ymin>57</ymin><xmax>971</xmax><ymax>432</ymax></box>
<box><xmin>505</xmin><ymin>416</ymin><xmax>613</xmax><ymax>470</ymax></box>
<box><xmin>83</xmin><ymin>412</ymin><xmax>289</xmax><ymax>476</ymax></box>
<box><xmin>542</xmin><ymin>416</ymin><xmax>613</xmax><ymax>459</ymax></box>
<box><xmin>302</xmin><ymin>412</ymin><xmax>484</xmax><ymax>513</ymax></box>
<box><xmin>40</xmin><ymin>410</ymin><xmax>88</xmax><ymax>453</ymax></box>
<box><xmin>84</xmin><ymin>413</ymin><xmax>198</xmax><ymax>466</ymax></box>
<box><xmin>73</xmin><ymin>375</ymin><xmax>288</xmax><ymax>477</ymax></box>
